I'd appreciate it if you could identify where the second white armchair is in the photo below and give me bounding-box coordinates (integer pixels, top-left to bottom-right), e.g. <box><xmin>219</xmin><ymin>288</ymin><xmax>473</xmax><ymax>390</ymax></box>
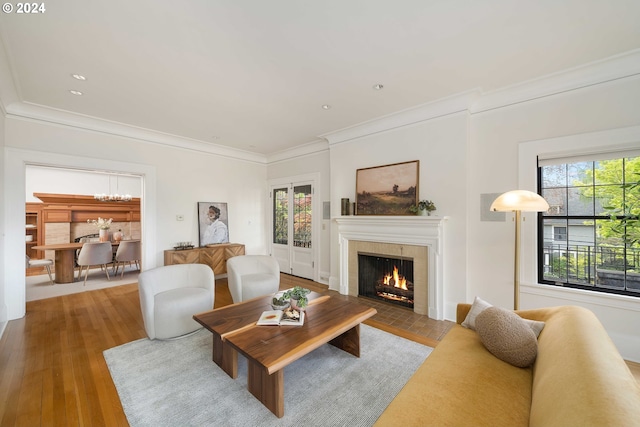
<box><xmin>226</xmin><ymin>255</ymin><xmax>280</xmax><ymax>303</ymax></box>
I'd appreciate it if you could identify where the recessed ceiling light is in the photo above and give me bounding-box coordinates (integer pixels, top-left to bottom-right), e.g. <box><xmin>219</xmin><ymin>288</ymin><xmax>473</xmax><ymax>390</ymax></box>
<box><xmin>211</xmin><ymin>135</ymin><xmax>220</xmax><ymax>140</ymax></box>
<box><xmin>72</xmin><ymin>74</ymin><xmax>86</xmax><ymax>81</ymax></box>
<box><xmin>69</xmin><ymin>90</ymin><xmax>83</xmax><ymax>96</ymax></box>
<box><xmin>373</xmin><ymin>84</ymin><xmax>384</xmax><ymax>90</ymax></box>
<box><xmin>322</xmin><ymin>104</ymin><xmax>331</xmax><ymax>110</ymax></box>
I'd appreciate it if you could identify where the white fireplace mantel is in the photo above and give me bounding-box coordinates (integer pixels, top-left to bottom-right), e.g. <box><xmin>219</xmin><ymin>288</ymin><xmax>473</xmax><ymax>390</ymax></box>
<box><xmin>335</xmin><ymin>215</ymin><xmax>447</xmax><ymax>320</ymax></box>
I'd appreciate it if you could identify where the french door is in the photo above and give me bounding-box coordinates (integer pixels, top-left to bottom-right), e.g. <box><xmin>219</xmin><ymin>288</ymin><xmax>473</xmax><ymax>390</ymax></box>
<box><xmin>270</xmin><ymin>180</ymin><xmax>315</xmax><ymax>280</ymax></box>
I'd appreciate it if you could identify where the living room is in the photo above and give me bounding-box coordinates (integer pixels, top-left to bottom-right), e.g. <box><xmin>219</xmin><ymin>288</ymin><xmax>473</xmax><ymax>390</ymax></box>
<box><xmin>1</xmin><ymin>2</ymin><xmax>640</xmax><ymax>424</ymax></box>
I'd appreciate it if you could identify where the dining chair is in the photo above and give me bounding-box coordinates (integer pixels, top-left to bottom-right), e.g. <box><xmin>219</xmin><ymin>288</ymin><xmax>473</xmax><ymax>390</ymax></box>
<box><xmin>74</xmin><ymin>234</ymin><xmax>100</xmax><ymax>268</ymax></box>
<box><xmin>77</xmin><ymin>241</ymin><xmax>113</xmax><ymax>285</ymax></box>
<box><xmin>113</xmin><ymin>240</ymin><xmax>141</xmax><ymax>278</ymax></box>
<box><xmin>26</xmin><ymin>255</ymin><xmax>55</xmax><ymax>285</ymax></box>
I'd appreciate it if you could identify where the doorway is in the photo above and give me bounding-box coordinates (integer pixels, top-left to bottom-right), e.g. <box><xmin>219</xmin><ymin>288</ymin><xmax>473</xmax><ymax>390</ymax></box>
<box><xmin>4</xmin><ymin>147</ymin><xmax>157</xmax><ymax>321</ymax></box>
<box><xmin>24</xmin><ymin>166</ymin><xmax>143</xmax><ymax>301</ymax></box>
<box><xmin>269</xmin><ymin>175</ymin><xmax>318</xmax><ymax>281</ymax></box>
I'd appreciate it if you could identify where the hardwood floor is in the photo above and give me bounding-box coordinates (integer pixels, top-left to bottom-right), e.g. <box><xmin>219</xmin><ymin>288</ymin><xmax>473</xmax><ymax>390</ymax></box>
<box><xmin>0</xmin><ymin>283</ymin><xmax>145</xmax><ymax>427</ymax></box>
<box><xmin>1</xmin><ymin>274</ymin><xmax>638</xmax><ymax>426</ymax></box>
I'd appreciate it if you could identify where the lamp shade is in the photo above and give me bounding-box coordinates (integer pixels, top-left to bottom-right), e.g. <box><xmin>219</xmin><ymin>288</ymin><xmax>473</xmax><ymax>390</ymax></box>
<box><xmin>490</xmin><ymin>190</ymin><xmax>549</xmax><ymax>212</ymax></box>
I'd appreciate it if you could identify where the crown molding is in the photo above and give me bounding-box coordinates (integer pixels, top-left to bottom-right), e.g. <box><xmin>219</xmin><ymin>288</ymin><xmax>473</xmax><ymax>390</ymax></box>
<box><xmin>321</xmin><ymin>90</ymin><xmax>480</xmax><ymax>146</ymax></box>
<box><xmin>3</xmin><ymin>49</ymin><xmax>639</xmax><ymax>163</ymax></box>
<box><xmin>4</xmin><ymin>101</ymin><xmax>268</xmax><ymax>164</ymax></box>
<box><xmin>471</xmin><ymin>49</ymin><xmax>640</xmax><ymax>113</ymax></box>
<box><xmin>266</xmin><ymin>139</ymin><xmax>329</xmax><ymax>164</ymax></box>
<box><xmin>320</xmin><ymin>49</ymin><xmax>640</xmax><ymax>150</ymax></box>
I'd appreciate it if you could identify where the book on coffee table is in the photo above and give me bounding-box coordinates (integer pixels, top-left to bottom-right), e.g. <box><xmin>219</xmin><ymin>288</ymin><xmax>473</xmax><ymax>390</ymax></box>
<box><xmin>257</xmin><ymin>308</ymin><xmax>305</xmax><ymax>326</ymax></box>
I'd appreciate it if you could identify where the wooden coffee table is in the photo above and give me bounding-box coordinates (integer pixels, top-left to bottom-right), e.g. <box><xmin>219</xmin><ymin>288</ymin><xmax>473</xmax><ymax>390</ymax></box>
<box><xmin>193</xmin><ymin>292</ymin><xmax>377</xmax><ymax>417</ymax></box>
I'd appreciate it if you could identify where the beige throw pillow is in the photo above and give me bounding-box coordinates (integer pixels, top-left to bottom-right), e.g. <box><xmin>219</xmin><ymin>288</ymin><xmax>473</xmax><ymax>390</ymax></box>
<box><xmin>475</xmin><ymin>306</ymin><xmax>538</xmax><ymax>368</ymax></box>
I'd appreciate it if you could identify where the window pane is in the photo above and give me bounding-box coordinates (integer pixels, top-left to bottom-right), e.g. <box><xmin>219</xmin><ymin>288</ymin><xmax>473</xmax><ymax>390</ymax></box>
<box><xmin>624</xmin><ymin>156</ymin><xmax>640</xmax><ymax>183</ymax></box>
<box><xmin>293</xmin><ymin>184</ymin><xmax>312</xmax><ymax>248</ymax></box>
<box><xmin>594</xmin><ymin>159</ymin><xmax>624</xmax><ymax>185</ymax></box>
<box><xmin>542</xmin><ymin>218</ymin><xmax>567</xmax><ymax>283</ymax></box>
<box><xmin>595</xmin><ymin>218</ymin><xmax>626</xmax><ymax>291</ymax></box>
<box><xmin>594</xmin><ymin>184</ymin><xmax>623</xmax><ymax>216</ymax></box>
<box><xmin>541</xmin><ymin>188</ymin><xmax>566</xmax><ymax>216</ymax></box>
<box><xmin>624</xmin><ymin>157</ymin><xmax>640</xmax><ymax>218</ymax></box>
<box><xmin>565</xmin><ymin>219</ymin><xmax>595</xmax><ymax>285</ymax></box>
<box><xmin>553</xmin><ymin>226</ymin><xmax>567</xmax><ymax>241</ymax></box>
<box><xmin>566</xmin><ymin>187</ymin><xmax>593</xmax><ymax>216</ymax></box>
<box><xmin>567</xmin><ymin>161</ymin><xmax>592</xmax><ymax>186</ymax></box>
<box><xmin>273</xmin><ymin>188</ymin><xmax>288</xmax><ymax>245</ymax></box>
<box><xmin>541</xmin><ymin>164</ymin><xmax>566</xmax><ymax>188</ymax></box>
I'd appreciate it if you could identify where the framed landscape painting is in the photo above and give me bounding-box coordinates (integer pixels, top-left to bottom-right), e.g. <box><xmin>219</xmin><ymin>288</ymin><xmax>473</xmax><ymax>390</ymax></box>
<box><xmin>197</xmin><ymin>202</ymin><xmax>229</xmax><ymax>246</ymax></box>
<box><xmin>356</xmin><ymin>160</ymin><xmax>419</xmax><ymax>215</ymax></box>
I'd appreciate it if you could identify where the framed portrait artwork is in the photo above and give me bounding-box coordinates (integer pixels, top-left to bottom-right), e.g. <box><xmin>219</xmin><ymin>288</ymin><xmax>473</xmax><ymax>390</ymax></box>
<box><xmin>356</xmin><ymin>160</ymin><xmax>419</xmax><ymax>215</ymax></box>
<box><xmin>198</xmin><ymin>202</ymin><xmax>229</xmax><ymax>246</ymax></box>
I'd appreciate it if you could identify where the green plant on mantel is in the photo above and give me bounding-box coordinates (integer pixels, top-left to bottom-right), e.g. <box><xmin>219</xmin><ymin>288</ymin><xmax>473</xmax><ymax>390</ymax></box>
<box><xmin>409</xmin><ymin>200</ymin><xmax>436</xmax><ymax>214</ymax></box>
<box><xmin>283</xmin><ymin>286</ymin><xmax>311</xmax><ymax>309</ymax></box>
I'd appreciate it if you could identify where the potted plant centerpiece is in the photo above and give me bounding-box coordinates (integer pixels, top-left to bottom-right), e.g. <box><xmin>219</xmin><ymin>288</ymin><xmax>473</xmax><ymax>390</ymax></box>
<box><xmin>283</xmin><ymin>286</ymin><xmax>311</xmax><ymax>311</ymax></box>
<box><xmin>88</xmin><ymin>217</ymin><xmax>113</xmax><ymax>242</ymax></box>
<box><xmin>409</xmin><ymin>200</ymin><xmax>436</xmax><ymax>216</ymax></box>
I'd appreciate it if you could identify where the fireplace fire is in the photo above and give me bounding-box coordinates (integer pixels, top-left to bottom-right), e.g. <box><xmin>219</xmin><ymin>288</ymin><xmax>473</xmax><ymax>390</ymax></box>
<box><xmin>376</xmin><ymin>266</ymin><xmax>414</xmax><ymax>305</ymax></box>
<box><xmin>358</xmin><ymin>253</ymin><xmax>414</xmax><ymax>309</ymax></box>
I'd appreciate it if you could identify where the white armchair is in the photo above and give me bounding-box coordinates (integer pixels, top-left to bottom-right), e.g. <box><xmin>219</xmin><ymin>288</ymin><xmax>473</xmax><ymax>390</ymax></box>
<box><xmin>226</xmin><ymin>255</ymin><xmax>280</xmax><ymax>303</ymax></box>
<box><xmin>138</xmin><ymin>263</ymin><xmax>215</xmax><ymax>340</ymax></box>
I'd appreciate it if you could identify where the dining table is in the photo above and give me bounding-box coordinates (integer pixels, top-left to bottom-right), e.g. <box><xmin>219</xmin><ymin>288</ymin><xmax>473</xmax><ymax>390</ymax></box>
<box><xmin>32</xmin><ymin>240</ymin><xmax>129</xmax><ymax>284</ymax></box>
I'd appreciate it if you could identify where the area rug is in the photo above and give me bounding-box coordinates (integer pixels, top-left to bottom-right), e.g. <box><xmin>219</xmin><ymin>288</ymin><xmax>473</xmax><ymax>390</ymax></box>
<box><xmin>104</xmin><ymin>324</ymin><xmax>432</xmax><ymax>426</ymax></box>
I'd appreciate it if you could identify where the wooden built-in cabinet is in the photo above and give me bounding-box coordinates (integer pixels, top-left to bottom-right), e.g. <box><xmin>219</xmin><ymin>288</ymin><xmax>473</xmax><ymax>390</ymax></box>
<box><xmin>164</xmin><ymin>243</ymin><xmax>245</xmax><ymax>275</ymax></box>
<box><xmin>25</xmin><ymin>203</ymin><xmax>42</xmax><ymax>259</ymax></box>
<box><xmin>33</xmin><ymin>193</ymin><xmax>140</xmax><ymax>224</ymax></box>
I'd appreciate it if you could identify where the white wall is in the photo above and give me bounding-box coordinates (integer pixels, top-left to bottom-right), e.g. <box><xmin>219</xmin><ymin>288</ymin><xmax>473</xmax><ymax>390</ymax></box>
<box><xmin>0</xmin><ymin>111</ymin><xmax>6</xmax><ymax>335</ymax></box>
<box><xmin>324</xmin><ymin>64</ymin><xmax>640</xmax><ymax>361</ymax></box>
<box><xmin>328</xmin><ymin>111</ymin><xmax>470</xmax><ymax>319</ymax></box>
<box><xmin>3</xmin><ymin>117</ymin><xmax>267</xmax><ymax>320</ymax></box>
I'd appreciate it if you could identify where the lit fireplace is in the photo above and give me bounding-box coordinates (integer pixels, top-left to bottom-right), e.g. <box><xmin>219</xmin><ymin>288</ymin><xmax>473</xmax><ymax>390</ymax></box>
<box><xmin>358</xmin><ymin>253</ymin><xmax>414</xmax><ymax>309</ymax></box>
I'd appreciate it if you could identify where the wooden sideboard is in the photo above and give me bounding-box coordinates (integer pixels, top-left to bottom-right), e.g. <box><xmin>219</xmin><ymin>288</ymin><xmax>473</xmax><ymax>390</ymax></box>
<box><xmin>164</xmin><ymin>243</ymin><xmax>245</xmax><ymax>275</ymax></box>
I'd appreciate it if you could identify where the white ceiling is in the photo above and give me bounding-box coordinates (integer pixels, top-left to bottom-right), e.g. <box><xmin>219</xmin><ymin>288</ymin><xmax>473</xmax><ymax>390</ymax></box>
<box><xmin>1</xmin><ymin>0</ymin><xmax>639</xmax><ymax>155</ymax></box>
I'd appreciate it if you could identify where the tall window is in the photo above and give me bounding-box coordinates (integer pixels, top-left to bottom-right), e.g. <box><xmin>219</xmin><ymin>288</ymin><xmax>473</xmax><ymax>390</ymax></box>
<box><xmin>272</xmin><ymin>184</ymin><xmax>313</xmax><ymax>248</ymax></box>
<box><xmin>273</xmin><ymin>188</ymin><xmax>288</xmax><ymax>245</ymax></box>
<box><xmin>538</xmin><ymin>154</ymin><xmax>640</xmax><ymax>296</ymax></box>
<box><xmin>293</xmin><ymin>184</ymin><xmax>312</xmax><ymax>248</ymax></box>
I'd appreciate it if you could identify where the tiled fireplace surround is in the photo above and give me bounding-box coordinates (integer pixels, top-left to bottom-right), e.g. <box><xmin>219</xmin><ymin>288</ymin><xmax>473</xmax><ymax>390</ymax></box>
<box><xmin>335</xmin><ymin>216</ymin><xmax>446</xmax><ymax>320</ymax></box>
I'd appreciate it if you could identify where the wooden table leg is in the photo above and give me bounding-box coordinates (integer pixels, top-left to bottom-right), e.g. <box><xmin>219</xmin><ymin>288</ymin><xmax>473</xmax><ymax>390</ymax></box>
<box><xmin>54</xmin><ymin>249</ymin><xmax>76</xmax><ymax>283</ymax></box>
<box><xmin>212</xmin><ymin>335</ymin><xmax>238</xmax><ymax>379</ymax></box>
<box><xmin>247</xmin><ymin>359</ymin><xmax>284</xmax><ymax>418</ymax></box>
<box><xmin>329</xmin><ymin>324</ymin><xmax>361</xmax><ymax>357</ymax></box>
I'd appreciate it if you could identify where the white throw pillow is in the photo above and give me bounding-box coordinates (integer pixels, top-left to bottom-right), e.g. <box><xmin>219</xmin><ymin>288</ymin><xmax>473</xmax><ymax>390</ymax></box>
<box><xmin>461</xmin><ymin>296</ymin><xmax>492</xmax><ymax>330</ymax></box>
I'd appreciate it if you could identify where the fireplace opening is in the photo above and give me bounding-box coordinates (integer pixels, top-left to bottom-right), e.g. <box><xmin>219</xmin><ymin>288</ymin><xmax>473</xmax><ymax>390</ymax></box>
<box><xmin>358</xmin><ymin>253</ymin><xmax>414</xmax><ymax>309</ymax></box>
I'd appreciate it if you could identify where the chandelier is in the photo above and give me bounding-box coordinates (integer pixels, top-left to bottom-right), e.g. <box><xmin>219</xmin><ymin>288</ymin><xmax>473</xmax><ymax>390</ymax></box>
<box><xmin>94</xmin><ymin>193</ymin><xmax>132</xmax><ymax>202</ymax></box>
<box><xmin>94</xmin><ymin>175</ymin><xmax>132</xmax><ymax>202</ymax></box>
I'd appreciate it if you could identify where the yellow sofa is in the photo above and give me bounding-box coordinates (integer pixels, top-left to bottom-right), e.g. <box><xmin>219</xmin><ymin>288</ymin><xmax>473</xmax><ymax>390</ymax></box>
<box><xmin>375</xmin><ymin>304</ymin><xmax>640</xmax><ymax>426</ymax></box>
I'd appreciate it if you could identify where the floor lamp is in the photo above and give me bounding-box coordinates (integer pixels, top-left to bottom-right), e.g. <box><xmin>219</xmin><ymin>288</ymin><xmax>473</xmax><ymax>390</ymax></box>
<box><xmin>490</xmin><ymin>190</ymin><xmax>549</xmax><ymax>310</ymax></box>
